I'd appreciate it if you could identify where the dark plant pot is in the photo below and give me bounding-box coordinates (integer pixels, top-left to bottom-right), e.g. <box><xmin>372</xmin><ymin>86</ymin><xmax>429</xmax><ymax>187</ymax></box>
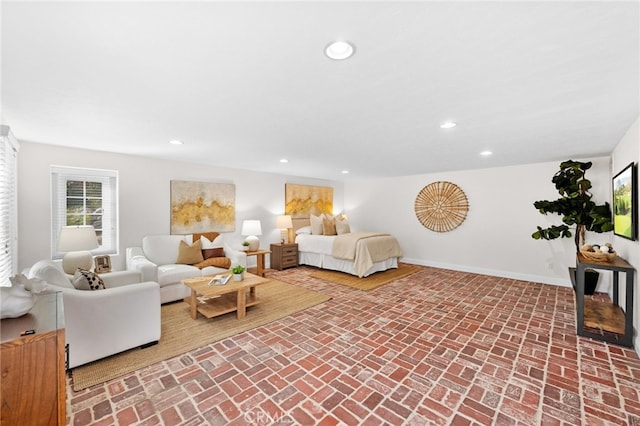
<box><xmin>568</xmin><ymin>267</ymin><xmax>599</xmax><ymax>295</ymax></box>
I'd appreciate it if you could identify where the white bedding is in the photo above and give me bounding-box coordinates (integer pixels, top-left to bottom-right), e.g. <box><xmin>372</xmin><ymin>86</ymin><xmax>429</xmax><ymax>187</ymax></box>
<box><xmin>295</xmin><ymin>233</ymin><xmax>400</xmax><ymax>277</ymax></box>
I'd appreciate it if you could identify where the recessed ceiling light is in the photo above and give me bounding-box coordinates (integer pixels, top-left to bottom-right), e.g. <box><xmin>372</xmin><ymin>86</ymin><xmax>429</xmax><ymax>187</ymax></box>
<box><xmin>480</xmin><ymin>150</ymin><xmax>493</xmax><ymax>156</ymax></box>
<box><xmin>440</xmin><ymin>121</ymin><xmax>457</xmax><ymax>129</ymax></box>
<box><xmin>169</xmin><ymin>140</ymin><xmax>184</xmax><ymax>145</ymax></box>
<box><xmin>325</xmin><ymin>41</ymin><xmax>355</xmax><ymax>60</ymax></box>
<box><xmin>341</xmin><ymin>170</ymin><xmax>349</xmax><ymax>174</ymax></box>
<box><xmin>280</xmin><ymin>158</ymin><xmax>288</xmax><ymax>163</ymax></box>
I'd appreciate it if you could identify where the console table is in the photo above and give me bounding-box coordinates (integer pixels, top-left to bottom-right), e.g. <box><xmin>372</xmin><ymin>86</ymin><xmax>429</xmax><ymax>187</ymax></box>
<box><xmin>575</xmin><ymin>253</ymin><xmax>635</xmax><ymax>347</ymax></box>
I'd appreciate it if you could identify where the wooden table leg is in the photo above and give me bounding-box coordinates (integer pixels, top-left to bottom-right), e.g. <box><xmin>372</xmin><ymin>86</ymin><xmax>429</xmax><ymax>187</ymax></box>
<box><xmin>256</xmin><ymin>253</ymin><xmax>265</xmax><ymax>277</ymax></box>
<box><xmin>190</xmin><ymin>289</ymin><xmax>198</xmax><ymax>319</ymax></box>
<box><xmin>237</xmin><ymin>288</ymin><xmax>247</xmax><ymax>319</ymax></box>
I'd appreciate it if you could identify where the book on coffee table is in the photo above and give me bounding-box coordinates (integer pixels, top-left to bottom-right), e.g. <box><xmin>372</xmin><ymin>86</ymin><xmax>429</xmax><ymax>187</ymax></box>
<box><xmin>208</xmin><ymin>274</ymin><xmax>230</xmax><ymax>286</ymax></box>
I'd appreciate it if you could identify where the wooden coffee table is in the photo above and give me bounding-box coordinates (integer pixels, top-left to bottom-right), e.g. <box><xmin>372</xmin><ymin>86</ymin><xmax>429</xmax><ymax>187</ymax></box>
<box><xmin>182</xmin><ymin>272</ymin><xmax>270</xmax><ymax>320</ymax></box>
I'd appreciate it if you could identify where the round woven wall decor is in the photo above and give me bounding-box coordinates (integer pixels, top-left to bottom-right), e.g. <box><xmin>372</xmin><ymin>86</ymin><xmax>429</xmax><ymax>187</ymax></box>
<box><xmin>414</xmin><ymin>181</ymin><xmax>469</xmax><ymax>232</ymax></box>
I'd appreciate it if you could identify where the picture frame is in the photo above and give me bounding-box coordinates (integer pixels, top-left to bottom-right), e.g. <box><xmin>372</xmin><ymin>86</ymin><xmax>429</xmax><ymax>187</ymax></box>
<box><xmin>612</xmin><ymin>162</ymin><xmax>637</xmax><ymax>241</ymax></box>
<box><xmin>170</xmin><ymin>180</ymin><xmax>236</xmax><ymax>234</ymax></box>
<box><xmin>94</xmin><ymin>255</ymin><xmax>112</xmax><ymax>273</ymax></box>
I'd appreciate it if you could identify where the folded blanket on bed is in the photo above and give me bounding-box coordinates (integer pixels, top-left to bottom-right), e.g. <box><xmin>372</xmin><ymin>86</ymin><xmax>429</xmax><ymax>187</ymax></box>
<box><xmin>332</xmin><ymin>232</ymin><xmax>403</xmax><ymax>277</ymax></box>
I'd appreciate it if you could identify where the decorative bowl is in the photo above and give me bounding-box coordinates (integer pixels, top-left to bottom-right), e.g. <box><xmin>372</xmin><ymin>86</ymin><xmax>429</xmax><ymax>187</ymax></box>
<box><xmin>580</xmin><ymin>249</ymin><xmax>616</xmax><ymax>262</ymax></box>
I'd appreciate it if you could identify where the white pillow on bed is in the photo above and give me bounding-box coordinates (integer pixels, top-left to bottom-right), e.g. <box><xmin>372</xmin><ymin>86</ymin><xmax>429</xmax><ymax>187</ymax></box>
<box><xmin>310</xmin><ymin>214</ymin><xmax>324</xmax><ymax>235</ymax></box>
<box><xmin>335</xmin><ymin>216</ymin><xmax>351</xmax><ymax>234</ymax></box>
<box><xmin>296</xmin><ymin>226</ymin><xmax>312</xmax><ymax>235</ymax></box>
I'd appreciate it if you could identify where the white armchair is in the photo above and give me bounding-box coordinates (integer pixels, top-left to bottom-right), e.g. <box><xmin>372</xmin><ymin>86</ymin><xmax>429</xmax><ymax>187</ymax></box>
<box><xmin>28</xmin><ymin>260</ymin><xmax>161</xmax><ymax>368</ymax></box>
<box><xmin>126</xmin><ymin>233</ymin><xmax>247</xmax><ymax>304</ymax></box>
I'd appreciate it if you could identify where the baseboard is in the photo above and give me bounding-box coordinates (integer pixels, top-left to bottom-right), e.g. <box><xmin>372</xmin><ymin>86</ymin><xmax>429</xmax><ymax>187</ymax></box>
<box><xmin>400</xmin><ymin>257</ymin><xmax>571</xmax><ymax>288</ymax></box>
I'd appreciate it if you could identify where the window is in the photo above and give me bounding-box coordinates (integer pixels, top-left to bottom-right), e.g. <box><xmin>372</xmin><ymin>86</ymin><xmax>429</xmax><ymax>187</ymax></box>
<box><xmin>51</xmin><ymin>166</ymin><xmax>118</xmax><ymax>259</ymax></box>
<box><xmin>0</xmin><ymin>126</ymin><xmax>19</xmax><ymax>287</ymax></box>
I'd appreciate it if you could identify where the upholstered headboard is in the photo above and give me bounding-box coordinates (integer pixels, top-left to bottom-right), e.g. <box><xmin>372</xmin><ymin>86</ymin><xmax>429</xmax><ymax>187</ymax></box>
<box><xmin>292</xmin><ymin>217</ymin><xmax>310</xmax><ymax>234</ymax></box>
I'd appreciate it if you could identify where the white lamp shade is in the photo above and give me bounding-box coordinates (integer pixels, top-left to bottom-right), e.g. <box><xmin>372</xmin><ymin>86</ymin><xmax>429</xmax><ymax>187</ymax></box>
<box><xmin>58</xmin><ymin>226</ymin><xmax>99</xmax><ymax>252</ymax></box>
<box><xmin>275</xmin><ymin>215</ymin><xmax>293</xmax><ymax>243</ymax></box>
<box><xmin>275</xmin><ymin>215</ymin><xmax>293</xmax><ymax>229</ymax></box>
<box><xmin>58</xmin><ymin>226</ymin><xmax>99</xmax><ymax>274</ymax></box>
<box><xmin>241</xmin><ymin>220</ymin><xmax>262</xmax><ymax>236</ymax></box>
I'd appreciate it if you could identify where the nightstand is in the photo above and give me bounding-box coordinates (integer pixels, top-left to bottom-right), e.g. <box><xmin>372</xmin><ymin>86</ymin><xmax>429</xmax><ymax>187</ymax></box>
<box><xmin>270</xmin><ymin>243</ymin><xmax>298</xmax><ymax>270</ymax></box>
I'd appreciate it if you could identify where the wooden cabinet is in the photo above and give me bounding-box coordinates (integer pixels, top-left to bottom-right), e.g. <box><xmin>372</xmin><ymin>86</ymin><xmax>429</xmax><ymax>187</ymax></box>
<box><xmin>575</xmin><ymin>253</ymin><xmax>635</xmax><ymax>347</ymax></box>
<box><xmin>270</xmin><ymin>243</ymin><xmax>298</xmax><ymax>270</ymax></box>
<box><xmin>1</xmin><ymin>292</ymin><xmax>66</xmax><ymax>425</ymax></box>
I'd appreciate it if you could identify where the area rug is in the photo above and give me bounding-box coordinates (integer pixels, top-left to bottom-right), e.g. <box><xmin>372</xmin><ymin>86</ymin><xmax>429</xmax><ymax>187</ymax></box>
<box><xmin>310</xmin><ymin>263</ymin><xmax>421</xmax><ymax>291</ymax></box>
<box><xmin>71</xmin><ymin>279</ymin><xmax>330</xmax><ymax>391</ymax></box>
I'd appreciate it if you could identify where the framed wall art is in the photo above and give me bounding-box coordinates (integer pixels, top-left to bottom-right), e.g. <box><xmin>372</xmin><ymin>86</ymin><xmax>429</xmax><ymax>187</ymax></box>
<box><xmin>285</xmin><ymin>184</ymin><xmax>333</xmax><ymax>218</ymax></box>
<box><xmin>170</xmin><ymin>180</ymin><xmax>236</xmax><ymax>234</ymax></box>
<box><xmin>612</xmin><ymin>162</ymin><xmax>637</xmax><ymax>240</ymax></box>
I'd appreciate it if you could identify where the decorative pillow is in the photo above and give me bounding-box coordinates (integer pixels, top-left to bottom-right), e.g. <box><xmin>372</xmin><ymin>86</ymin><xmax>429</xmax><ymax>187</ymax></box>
<box><xmin>335</xmin><ymin>215</ymin><xmax>351</xmax><ymax>234</ymax></box>
<box><xmin>310</xmin><ymin>214</ymin><xmax>325</xmax><ymax>235</ymax></box>
<box><xmin>193</xmin><ymin>257</ymin><xmax>232</xmax><ymax>270</ymax></box>
<box><xmin>202</xmin><ymin>247</ymin><xmax>225</xmax><ymax>260</ymax></box>
<box><xmin>72</xmin><ymin>269</ymin><xmax>106</xmax><ymax>291</ymax></box>
<box><xmin>28</xmin><ymin>260</ymin><xmax>73</xmax><ymax>288</ymax></box>
<box><xmin>295</xmin><ymin>226</ymin><xmax>312</xmax><ymax>235</ymax></box>
<box><xmin>200</xmin><ymin>235</ymin><xmax>223</xmax><ymax>249</ymax></box>
<box><xmin>176</xmin><ymin>240</ymin><xmax>204</xmax><ymax>264</ymax></box>
<box><xmin>322</xmin><ymin>216</ymin><xmax>337</xmax><ymax>235</ymax></box>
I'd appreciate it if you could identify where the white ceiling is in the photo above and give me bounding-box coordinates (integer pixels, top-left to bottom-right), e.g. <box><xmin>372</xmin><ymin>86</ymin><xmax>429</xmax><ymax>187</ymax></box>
<box><xmin>2</xmin><ymin>1</ymin><xmax>638</xmax><ymax>180</ymax></box>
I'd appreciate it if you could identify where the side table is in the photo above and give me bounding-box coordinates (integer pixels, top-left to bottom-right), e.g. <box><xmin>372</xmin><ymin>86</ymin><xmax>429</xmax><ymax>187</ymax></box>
<box><xmin>245</xmin><ymin>249</ymin><xmax>271</xmax><ymax>277</ymax></box>
<box><xmin>270</xmin><ymin>243</ymin><xmax>298</xmax><ymax>270</ymax></box>
<box><xmin>575</xmin><ymin>253</ymin><xmax>635</xmax><ymax>347</ymax></box>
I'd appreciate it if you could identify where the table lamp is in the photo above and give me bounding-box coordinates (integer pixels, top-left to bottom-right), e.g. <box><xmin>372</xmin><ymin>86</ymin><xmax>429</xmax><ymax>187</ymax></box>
<box><xmin>275</xmin><ymin>215</ymin><xmax>293</xmax><ymax>243</ymax></box>
<box><xmin>241</xmin><ymin>220</ymin><xmax>262</xmax><ymax>251</ymax></box>
<box><xmin>58</xmin><ymin>225</ymin><xmax>99</xmax><ymax>274</ymax></box>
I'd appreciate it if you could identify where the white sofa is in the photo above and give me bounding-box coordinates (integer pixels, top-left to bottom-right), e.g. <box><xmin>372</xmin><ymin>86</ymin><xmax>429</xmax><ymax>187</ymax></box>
<box><xmin>126</xmin><ymin>234</ymin><xmax>247</xmax><ymax>304</ymax></box>
<box><xmin>28</xmin><ymin>260</ymin><xmax>161</xmax><ymax>369</ymax></box>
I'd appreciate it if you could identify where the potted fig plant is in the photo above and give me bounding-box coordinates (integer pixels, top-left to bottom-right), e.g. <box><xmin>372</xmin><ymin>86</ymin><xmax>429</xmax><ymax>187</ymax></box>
<box><xmin>532</xmin><ymin>160</ymin><xmax>614</xmax><ymax>294</ymax></box>
<box><xmin>232</xmin><ymin>265</ymin><xmax>245</xmax><ymax>281</ymax></box>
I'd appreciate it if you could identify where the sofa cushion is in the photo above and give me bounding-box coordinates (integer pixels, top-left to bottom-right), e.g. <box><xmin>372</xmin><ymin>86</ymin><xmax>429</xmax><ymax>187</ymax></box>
<box><xmin>142</xmin><ymin>235</ymin><xmax>187</xmax><ymax>265</ymax></box>
<box><xmin>176</xmin><ymin>240</ymin><xmax>204</xmax><ymax>264</ymax></box>
<box><xmin>29</xmin><ymin>260</ymin><xmax>73</xmax><ymax>288</ymax></box>
<box><xmin>72</xmin><ymin>269</ymin><xmax>106</xmax><ymax>290</ymax></box>
<box><xmin>157</xmin><ymin>264</ymin><xmax>202</xmax><ymax>287</ymax></box>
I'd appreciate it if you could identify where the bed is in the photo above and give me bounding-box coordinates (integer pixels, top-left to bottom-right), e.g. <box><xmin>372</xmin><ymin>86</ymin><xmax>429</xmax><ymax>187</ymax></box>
<box><xmin>293</xmin><ymin>217</ymin><xmax>403</xmax><ymax>277</ymax></box>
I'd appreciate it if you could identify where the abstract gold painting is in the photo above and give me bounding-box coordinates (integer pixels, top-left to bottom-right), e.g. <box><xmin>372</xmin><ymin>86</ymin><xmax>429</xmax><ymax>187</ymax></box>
<box><xmin>285</xmin><ymin>184</ymin><xmax>333</xmax><ymax>218</ymax></box>
<box><xmin>170</xmin><ymin>181</ymin><xmax>235</xmax><ymax>234</ymax></box>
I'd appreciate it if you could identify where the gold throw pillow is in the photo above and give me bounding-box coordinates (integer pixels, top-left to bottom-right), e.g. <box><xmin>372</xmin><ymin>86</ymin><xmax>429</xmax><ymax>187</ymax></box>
<box><xmin>176</xmin><ymin>240</ymin><xmax>204</xmax><ymax>265</ymax></box>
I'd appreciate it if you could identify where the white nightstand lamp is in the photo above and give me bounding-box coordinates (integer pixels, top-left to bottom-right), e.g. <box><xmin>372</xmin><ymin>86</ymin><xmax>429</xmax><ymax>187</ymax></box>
<box><xmin>275</xmin><ymin>215</ymin><xmax>293</xmax><ymax>243</ymax></box>
<box><xmin>241</xmin><ymin>220</ymin><xmax>262</xmax><ymax>251</ymax></box>
<box><xmin>58</xmin><ymin>225</ymin><xmax>99</xmax><ymax>274</ymax></box>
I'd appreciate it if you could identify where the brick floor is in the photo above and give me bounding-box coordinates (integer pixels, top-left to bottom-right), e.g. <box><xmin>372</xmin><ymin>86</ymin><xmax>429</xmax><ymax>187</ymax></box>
<box><xmin>67</xmin><ymin>265</ymin><xmax>640</xmax><ymax>425</ymax></box>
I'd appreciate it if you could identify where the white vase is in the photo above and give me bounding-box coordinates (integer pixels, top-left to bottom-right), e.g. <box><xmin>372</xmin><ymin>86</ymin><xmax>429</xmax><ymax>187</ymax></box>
<box><xmin>233</xmin><ymin>273</ymin><xmax>243</xmax><ymax>282</ymax></box>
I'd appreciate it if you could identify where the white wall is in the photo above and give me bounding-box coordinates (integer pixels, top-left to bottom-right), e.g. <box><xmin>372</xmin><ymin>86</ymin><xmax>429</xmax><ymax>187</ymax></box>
<box><xmin>17</xmin><ymin>142</ymin><xmax>344</xmax><ymax>272</ymax></box>
<box><xmin>17</xmin><ymin>118</ymin><xmax>638</xmax><ymax>355</ymax></box>
<box><xmin>345</xmin><ymin>157</ymin><xmax>613</xmax><ymax>287</ymax></box>
<box><xmin>611</xmin><ymin>116</ymin><xmax>640</xmax><ymax>352</ymax></box>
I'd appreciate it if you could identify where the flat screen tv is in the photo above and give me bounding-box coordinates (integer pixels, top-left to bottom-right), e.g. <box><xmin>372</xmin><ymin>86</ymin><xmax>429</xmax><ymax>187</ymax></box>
<box><xmin>612</xmin><ymin>162</ymin><xmax>637</xmax><ymax>240</ymax></box>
